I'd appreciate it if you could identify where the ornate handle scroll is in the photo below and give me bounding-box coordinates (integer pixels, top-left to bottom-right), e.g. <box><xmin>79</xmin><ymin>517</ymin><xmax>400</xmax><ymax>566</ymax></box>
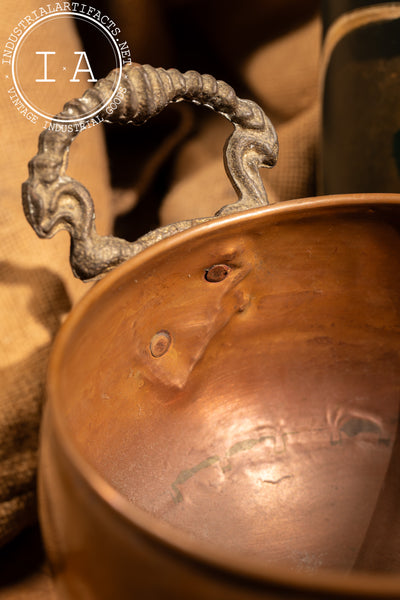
<box><xmin>22</xmin><ymin>63</ymin><xmax>278</xmax><ymax>281</ymax></box>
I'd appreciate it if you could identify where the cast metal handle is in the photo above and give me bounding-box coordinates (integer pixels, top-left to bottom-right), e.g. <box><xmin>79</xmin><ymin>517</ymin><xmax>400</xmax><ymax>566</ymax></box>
<box><xmin>22</xmin><ymin>63</ymin><xmax>278</xmax><ymax>281</ymax></box>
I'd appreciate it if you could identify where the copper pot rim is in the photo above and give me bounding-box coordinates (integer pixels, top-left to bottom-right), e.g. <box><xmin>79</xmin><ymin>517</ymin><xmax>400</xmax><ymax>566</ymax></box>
<box><xmin>46</xmin><ymin>192</ymin><xmax>400</xmax><ymax>597</ymax></box>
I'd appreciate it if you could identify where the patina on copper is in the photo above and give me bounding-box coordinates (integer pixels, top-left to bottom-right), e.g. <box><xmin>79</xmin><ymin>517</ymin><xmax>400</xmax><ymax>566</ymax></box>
<box><xmin>23</xmin><ymin>64</ymin><xmax>400</xmax><ymax>599</ymax></box>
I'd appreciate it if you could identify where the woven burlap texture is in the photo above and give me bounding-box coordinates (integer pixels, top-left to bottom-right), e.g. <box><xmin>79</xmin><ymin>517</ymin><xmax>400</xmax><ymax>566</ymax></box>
<box><xmin>0</xmin><ymin>1</ymin><xmax>113</xmax><ymax>548</ymax></box>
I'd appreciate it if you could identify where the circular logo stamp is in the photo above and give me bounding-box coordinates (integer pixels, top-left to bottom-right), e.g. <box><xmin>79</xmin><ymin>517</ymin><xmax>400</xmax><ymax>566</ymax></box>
<box><xmin>2</xmin><ymin>3</ymin><xmax>132</xmax><ymax>129</ymax></box>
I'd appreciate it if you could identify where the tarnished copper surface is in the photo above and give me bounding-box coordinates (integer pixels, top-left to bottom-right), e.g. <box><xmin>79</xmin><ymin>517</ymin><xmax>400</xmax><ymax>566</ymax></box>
<box><xmin>40</xmin><ymin>195</ymin><xmax>400</xmax><ymax>599</ymax></box>
<box><xmin>23</xmin><ymin>62</ymin><xmax>400</xmax><ymax>599</ymax></box>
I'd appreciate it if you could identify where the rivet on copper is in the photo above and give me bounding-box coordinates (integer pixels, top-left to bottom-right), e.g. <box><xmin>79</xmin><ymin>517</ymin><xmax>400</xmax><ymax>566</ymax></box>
<box><xmin>150</xmin><ymin>331</ymin><xmax>171</xmax><ymax>358</ymax></box>
<box><xmin>205</xmin><ymin>264</ymin><xmax>231</xmax><ymax>282</ymax></box>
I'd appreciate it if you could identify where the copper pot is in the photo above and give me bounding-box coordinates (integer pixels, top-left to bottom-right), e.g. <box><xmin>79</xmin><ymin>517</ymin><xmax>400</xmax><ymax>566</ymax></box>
<box><xmin>23</xmin><ymin>64</ymin><xmax>400</xmax><ymax>598</ymax></box>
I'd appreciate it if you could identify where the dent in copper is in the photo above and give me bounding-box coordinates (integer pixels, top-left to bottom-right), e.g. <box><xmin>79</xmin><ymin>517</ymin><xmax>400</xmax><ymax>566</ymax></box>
<box><xmin>39</xmin><ymin>196</ymin><xmax>400</xmax><ymax>599</ymax></box>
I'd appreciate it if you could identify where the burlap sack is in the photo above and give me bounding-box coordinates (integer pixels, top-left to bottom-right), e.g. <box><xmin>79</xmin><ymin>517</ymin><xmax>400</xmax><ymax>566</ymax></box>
<box><xmin>0</xmin><ymin>1</ymin><xmax>113</xmax><ymax>549</ymax></box>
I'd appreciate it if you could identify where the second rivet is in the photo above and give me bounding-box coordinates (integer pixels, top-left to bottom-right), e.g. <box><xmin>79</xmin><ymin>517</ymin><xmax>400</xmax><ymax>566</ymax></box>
<box><xmin>150</xmin><ymin>330</ymin><xmax>171</xmax><ymax>358</ymax></box>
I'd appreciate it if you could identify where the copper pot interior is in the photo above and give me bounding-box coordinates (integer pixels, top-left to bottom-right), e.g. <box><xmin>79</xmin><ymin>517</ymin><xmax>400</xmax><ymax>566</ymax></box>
<box><xmin>54</xmin><ymin>202</ymin><xmax>400</xmax><ymax>575</ymax></box>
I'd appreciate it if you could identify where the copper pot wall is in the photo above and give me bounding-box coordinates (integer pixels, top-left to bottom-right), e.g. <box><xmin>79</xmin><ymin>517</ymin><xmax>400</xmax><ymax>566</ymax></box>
<box><xmin>23</xmin><ymin>64</ymin><xmax>400</xmax><ymax>598</ymax></box>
